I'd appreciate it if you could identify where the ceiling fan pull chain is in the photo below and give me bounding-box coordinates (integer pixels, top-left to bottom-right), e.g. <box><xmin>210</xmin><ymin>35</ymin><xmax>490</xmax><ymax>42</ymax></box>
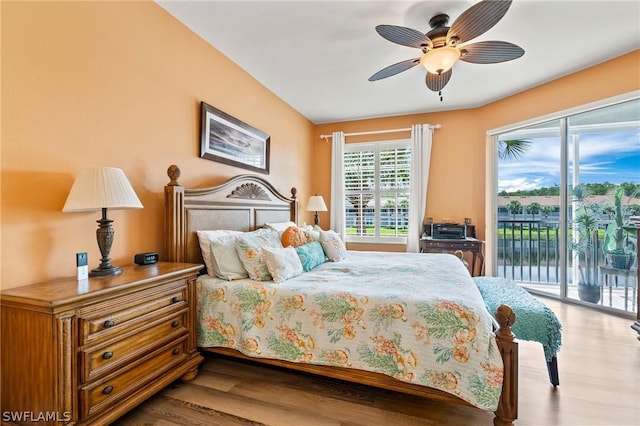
<box><xmin>439</xmin><ymin>90</ymin><xmax>443</xmax><ymax>102</ymax></box>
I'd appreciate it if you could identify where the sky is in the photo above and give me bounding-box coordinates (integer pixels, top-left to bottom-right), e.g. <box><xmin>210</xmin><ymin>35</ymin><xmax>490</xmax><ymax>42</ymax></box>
<box><xmin>498</xmin><ymin>131</ymin><xmax>640</xmax><ymax>193</ymax></box>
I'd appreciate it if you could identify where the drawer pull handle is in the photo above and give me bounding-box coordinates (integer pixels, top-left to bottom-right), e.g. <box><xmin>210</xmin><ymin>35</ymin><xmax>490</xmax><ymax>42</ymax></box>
<box><xmin>102</xmin><ymin>385</ymin><xmax>114</xmax><ymax>395</ymax></box>
<box><xmin>171</xmin><ymin>320</ymin><xmax>180</xmax><ymax>328</ymax></box>
<box><xmin>102</xmin><ymin>351</ymin><xmax>114</xmax><ymax>360</ymax></box>
<box><xmin>171</xmin><ymin>296</ymin><xmax>181</xmax><ymax>303</ymax></box>
<box><xmin>103</xmin><ymin>320</ymin><xmax>115</xmax><ymax>328</ymax></box>
<box><xmin>172</xmin><ymin>348</ymin><xmax>180</xmax><ymax>355</ymax></box>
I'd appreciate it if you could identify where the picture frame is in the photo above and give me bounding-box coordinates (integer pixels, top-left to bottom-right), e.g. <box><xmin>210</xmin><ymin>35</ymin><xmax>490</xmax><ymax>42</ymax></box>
<box><xmin>200</xmin><ymin>101</ymin><xmax>270</xmax><ymax>174</ymax></box>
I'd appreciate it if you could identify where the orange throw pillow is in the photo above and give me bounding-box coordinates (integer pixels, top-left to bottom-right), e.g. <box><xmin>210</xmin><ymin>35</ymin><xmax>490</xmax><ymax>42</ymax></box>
<box><xmin>281</xmin><ymin>226</ymin><xmax>307</xmax><ymax>248</ymax></box>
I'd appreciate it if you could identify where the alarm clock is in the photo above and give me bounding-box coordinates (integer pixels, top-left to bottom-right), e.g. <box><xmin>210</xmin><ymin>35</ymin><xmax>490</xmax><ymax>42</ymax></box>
<box><xmin>134</xmin><ymin>252</ymin><xmax>159</xmax><ymax>265</ymax></box>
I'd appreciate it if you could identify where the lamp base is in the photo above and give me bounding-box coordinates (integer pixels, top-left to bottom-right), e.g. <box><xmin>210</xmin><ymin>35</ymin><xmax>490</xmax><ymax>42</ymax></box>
<box><xmin>91</xmin><ymin>208</ymin><xmax>122</xmax><ymax>277</ymax></box>
<box><xmin>90</xmin><ymin>266</ymin><xmax>123</xmax><ymax>277</ymax></box>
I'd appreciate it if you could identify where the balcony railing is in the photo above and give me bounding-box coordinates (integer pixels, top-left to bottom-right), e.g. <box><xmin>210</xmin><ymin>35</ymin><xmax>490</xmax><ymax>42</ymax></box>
<box><xmin>497</xmin><ymin>218</ymin><xmax>637</xmax><ymax>313</ymax></box>
<box><xmin>497</xmin><ymin>218</ymin><xmax>615</xmax><ymax>282</ymax></box>
<box><xmin>498</xmin><ymin>219</ymin><xmax>564</xmax><ymax>283</ymax></box>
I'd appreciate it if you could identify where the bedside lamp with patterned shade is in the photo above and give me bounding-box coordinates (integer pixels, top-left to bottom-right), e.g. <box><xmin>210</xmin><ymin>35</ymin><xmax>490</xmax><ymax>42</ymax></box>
<box><xmin>63</xmin><ymin>167</ymin><xmax>143</xmax><ymax>276</ymax></box>
<box><xmin>306</xmin><ymin>195</ymin><xmax>327</xmax><ymax>227</ymax></box>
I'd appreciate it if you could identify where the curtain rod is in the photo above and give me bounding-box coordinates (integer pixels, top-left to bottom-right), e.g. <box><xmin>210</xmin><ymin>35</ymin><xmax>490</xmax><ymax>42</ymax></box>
<box><xmin>320</xmin><ymin>124</ymin><xmax>441</xmax><ymax>140</ymax></box>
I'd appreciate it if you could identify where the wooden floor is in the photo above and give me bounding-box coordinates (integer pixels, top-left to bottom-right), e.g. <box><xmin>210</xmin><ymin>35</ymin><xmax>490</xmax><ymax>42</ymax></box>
<box><xmin>114</xmin><ymin>298</ymin><xmax>640</xmax><ymax>426</ymax></box>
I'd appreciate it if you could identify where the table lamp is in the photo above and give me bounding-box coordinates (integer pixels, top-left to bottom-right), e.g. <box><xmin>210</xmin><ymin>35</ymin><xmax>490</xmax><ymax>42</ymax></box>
<box><xmin>306</xmin><ymin>195</ymin><xmax>327</xmax><ymax>227</ymax></box>
<box><xmin>63</xmin><ymin>167</ymin><xmax>143</xmax><ymax>276</ymax></box>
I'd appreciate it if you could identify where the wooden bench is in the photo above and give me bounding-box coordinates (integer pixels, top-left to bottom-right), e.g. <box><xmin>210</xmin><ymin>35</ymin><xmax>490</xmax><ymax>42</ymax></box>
<box><xmin>473</xmin><ymin>277</ymin><xmax>562</xmax><ymax>386</ymax></box>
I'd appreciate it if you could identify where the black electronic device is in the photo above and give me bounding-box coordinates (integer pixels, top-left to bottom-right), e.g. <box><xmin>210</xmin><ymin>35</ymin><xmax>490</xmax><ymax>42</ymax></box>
<box><xmin>134</xmin><ymin>252</ymin><xmax>159</xmax><ymax>265</ymax></box>
<box><xmin>431</xmin><ymin>223</ymin><xmax>467</xmax><ymax>240</ymax></box>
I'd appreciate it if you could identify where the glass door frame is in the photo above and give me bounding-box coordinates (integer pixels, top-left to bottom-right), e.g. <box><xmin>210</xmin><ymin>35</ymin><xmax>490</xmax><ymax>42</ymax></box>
<box><xmin>485</xmin><ymin>91</ymin><xmax>639</xmax><ymax>313</ymax></box>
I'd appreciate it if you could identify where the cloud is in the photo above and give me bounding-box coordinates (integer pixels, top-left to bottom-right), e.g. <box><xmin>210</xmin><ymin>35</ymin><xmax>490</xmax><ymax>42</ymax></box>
<box><xmin>499</xmin><ymin>177</ymin><xmax>546</xmax><ymax>193</ymax></box>
<box><xmin>498</xmin><ymin>131</ymin><xmax>639</xmax><ymax>190</ymax></box>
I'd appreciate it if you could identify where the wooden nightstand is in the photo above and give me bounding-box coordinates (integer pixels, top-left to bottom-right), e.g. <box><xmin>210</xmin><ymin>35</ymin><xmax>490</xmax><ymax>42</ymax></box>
<box><xmin>1</xmin><ymin>262</ymin><xmax>204</xmax><ymax>425</ymax></box>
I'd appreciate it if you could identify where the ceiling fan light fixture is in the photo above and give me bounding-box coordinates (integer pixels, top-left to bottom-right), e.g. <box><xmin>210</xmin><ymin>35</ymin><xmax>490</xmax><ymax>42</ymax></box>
<box><xmin>420</xmin><ymin>46</ymin><xmax>461</xmax><ymax>74</ymax></box>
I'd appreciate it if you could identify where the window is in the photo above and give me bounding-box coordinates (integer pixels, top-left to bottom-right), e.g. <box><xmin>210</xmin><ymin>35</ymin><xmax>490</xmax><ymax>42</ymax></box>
<box><xmin>344</xmin><ymin>139</ymin><xmax>411</xmax><ymax>243</ymax></box>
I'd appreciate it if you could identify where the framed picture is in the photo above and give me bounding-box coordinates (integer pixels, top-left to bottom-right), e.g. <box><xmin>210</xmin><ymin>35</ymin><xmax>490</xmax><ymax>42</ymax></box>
<box><xmin>200</xmin><ymin>101</ymin><xmax>270</xmax><ymax>174</ymax></box>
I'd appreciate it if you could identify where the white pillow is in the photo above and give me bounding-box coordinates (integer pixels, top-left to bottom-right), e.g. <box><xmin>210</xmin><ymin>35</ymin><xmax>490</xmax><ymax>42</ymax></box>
<box><xmin>319</xmin><ymin>229</ymin><xmax>347</xmax><ymax>262</ymax></box>
<box><xmin>209</xmin><ymin>235</ymin><xmax>249</xmax><ymax>280</ymax></box>
<box><xmin>263</xmin><ymin>246</ymin><xmax>303</xmax><ymax>283</ymax></box>
<box><xmin>196</xmin><ymin>230</ymin><xmax>242</xmax><ymax>276</ymax></box>
<box><xmin>264</xmin><ymin>221</ymin><xmax>297</xmax><ymax>233</ymax></box>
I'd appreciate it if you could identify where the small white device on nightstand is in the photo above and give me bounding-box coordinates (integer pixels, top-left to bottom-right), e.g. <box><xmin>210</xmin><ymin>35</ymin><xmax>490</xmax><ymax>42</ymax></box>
<box><xmin>76</xmin><ymin>252</ymin><xmax>88</xmax><ymax>280</ymax></box>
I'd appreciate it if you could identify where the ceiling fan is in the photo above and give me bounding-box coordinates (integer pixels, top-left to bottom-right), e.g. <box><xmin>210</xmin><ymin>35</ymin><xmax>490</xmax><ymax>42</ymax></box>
<box><xmin>369</xmin><ymin>0</ymin><xmax>524</xmax><ymax>101</ymax></box>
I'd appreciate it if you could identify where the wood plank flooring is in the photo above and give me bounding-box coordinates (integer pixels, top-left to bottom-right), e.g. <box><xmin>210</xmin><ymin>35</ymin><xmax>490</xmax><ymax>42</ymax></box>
<box><xmin>113</xmin><ymin>298</ymin><xmax>640</xmax><ymax>426</ymax></box>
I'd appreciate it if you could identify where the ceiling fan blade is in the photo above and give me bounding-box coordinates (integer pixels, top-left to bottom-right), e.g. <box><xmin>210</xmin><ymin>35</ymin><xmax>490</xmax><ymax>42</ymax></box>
<box><xmin>447</xmin><ymin>0</ymin><xmax>513</xmax><ymax>45</ymax></box>
<box><xmin>425</xmin><ymin>69</ymin><xmax>452</xmax><ymax>92</ymax></box>
<box><xmin>376</xmin><ymin>25</ymin><xmax>433</xmax><ymax>49</ymax></box>
<box><xmin>458</xmin><ymin>41</ymin><xmax>524</xmax><ymax>64</ymax></box>
<box><xmin>369</xmin><ymin>58</ymin><xmax>421</xmax><ymax>81</ymax></box>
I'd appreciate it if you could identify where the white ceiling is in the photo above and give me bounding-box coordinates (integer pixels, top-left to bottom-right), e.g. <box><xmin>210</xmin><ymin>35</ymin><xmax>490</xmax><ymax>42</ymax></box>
<box><xmin>157</xmin><ymin>1</ymin><xmax>640</xmax><ymax>124</ymax></box>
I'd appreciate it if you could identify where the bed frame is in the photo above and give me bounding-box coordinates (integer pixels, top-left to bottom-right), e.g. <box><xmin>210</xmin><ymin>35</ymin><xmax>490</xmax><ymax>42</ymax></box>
<box><xmin>163</xmin><ymin>165</ymin><xmax>518</xmax><ymax>425</ymax></box>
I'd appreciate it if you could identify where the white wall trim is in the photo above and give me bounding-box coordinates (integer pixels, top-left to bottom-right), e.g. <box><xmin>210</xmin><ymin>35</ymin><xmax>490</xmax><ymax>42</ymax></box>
<box><xmin>486</xmin><ymin>90</ymin><xmax>640</xmax><ymax>136</ymax></box>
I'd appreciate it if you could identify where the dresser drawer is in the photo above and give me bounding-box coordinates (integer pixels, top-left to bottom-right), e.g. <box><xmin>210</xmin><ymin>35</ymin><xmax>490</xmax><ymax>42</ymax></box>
<box><xmin>444</xmin><ymin>241</ymin><xmax>474</xmax><ymax>250</ymax></box>
<box><xmin>79</xmin><ymin>280</ymin><xmax>188</xmax><ymax>345</ymax></box>
<box><xmin>80</xmin><ymin>309</ymin><xmax>188</xmax><ymax>382</ymax></box>
<box><xmin>80</xmin><ymin>336</ymin><xmax>188</xmax><ymax>418</ymax></box>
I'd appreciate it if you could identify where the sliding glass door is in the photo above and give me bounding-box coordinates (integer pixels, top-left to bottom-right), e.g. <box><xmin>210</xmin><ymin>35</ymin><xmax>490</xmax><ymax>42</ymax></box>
<box><xmin>494</xmin><ymin>97</ymin><xmax>639</xmax><ymax>316</ymax></box>
<box><xmin>496</xmin><ymin>120</ymin><xmax>562</xmax><ymax>297</ymax></box>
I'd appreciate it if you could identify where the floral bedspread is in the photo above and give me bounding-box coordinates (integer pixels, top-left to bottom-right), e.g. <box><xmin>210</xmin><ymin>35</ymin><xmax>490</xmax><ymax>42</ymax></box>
<box><xmin>196</xmin><ymin>251</ymin><xmax>503</xmax><ymax>410</ymax></box>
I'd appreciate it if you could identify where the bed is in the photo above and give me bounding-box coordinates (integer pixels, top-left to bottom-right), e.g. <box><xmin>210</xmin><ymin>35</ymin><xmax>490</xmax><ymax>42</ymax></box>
<box><xmin>163</xmin><ymin>165</ymin><xmax>518</xmax><ymax>425</ymax></box>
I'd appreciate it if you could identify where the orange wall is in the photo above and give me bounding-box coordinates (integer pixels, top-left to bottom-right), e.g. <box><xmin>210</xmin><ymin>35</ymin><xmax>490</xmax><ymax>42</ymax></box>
<box><xmin>1</xmin><ymin>1</ymin><xmax>315</xmax><ymax>289</ymax></box>
<box><xmin>315</xmin><ymin>50</ymin><xmax>640</xmax><ymax>250</ymax></box>
<box><xmin>2</xmin><ymin>1</ymin><xmax>638</xmax><ymax>289</ymax></box>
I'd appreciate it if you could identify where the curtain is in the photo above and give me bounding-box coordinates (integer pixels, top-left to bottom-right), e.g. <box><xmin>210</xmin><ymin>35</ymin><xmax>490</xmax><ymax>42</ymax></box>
<box><xmin>330</xmin><ymin>131</ymin><xmax>346</xmax><ymax>238</ymax></box>
<box><xmin>407</xmin><ymin>124</ymin><xmax>433</xmax><ymax>252</ymax></box>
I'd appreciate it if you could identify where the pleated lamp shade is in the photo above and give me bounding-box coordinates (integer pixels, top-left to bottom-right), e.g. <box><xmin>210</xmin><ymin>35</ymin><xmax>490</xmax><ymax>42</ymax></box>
<box><xmin>306</xmin><ymin>195</ymin><xmax>328</xmax><ymax>212</ymax></box>
<box><xmin>63</xmin><ymin>167</ymin><xmax>143</xmax><ymax>212</ymax></box>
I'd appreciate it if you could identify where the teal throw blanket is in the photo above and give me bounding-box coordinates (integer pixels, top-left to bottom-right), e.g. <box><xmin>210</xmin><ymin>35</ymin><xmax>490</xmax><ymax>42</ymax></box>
<box><xmin>473</xmin><ymin>277</ymin><xmax>562</xmax><ymax>361</ymax></box>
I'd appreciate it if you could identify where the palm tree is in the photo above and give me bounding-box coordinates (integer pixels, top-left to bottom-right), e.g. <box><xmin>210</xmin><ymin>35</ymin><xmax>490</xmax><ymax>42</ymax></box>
<box><xmin>526</xmin><ymin>202</ymin><xmax>542</xmax><ymax>220</ymax></box>
<box><xmin>346</xmin><ymin>192</ymin><xmax>374</xmax><ymax>236</ymax></box>
<box><xmin>498</xmin><ymin>139</ymin><xmax>532</xmax><ymax>160</ymax></box>
<box><xmin>541</xmin><ymin>205</ymin><xmax>554</xmax><ymax>220</ymax></box>
<box><xmin>507</xmin><ymin>200</ymin><xmax>522</xmax><ymax>219</ymax></box>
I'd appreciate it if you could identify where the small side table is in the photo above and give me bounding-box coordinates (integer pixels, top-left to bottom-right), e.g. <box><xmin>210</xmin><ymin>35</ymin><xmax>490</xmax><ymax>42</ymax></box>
<box><xmin>420</xmin><ymin>237</ymin><xmax>485</xmax><ymax>276</ymax></box>
<box><xmin>599</xmin><ymin>266</ymin><xmax>637</xmax><ymax>311</ymax></box>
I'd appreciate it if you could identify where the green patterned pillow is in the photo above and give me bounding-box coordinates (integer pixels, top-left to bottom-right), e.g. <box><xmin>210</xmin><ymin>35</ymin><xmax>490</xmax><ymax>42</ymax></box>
<box><xmin>235</xmin><ymin>229</ymin><xmax>283</xmax><ymax>281</ymax></box>
<box><xmin>295</xmin><ymin>241</ymin><xmax>326</xmax><ymax>272</ymax></box>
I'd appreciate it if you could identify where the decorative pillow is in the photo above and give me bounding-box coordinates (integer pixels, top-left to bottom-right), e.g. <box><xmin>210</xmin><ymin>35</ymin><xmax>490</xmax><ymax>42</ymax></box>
<box><xmin>319</xmin><ymin>229</ymin><xmax>347</xmax><ymax>262</ymax></box>
<box><xmin>196</xmin><ymin>230</ymin><xmax>242</xmax><ymax>276</ymax></box>
<box><xmin>295</xmin><ymin>241</ymin><xmax>326</xmax><ymax>272</ymax></box>
<box><xmin>299</xmin><ymin>225</ymin><xmax>320</xmax><ymax>243</ymax></box>
<box><xmin>235</xmin><ymin>229</ymin><xmax>283</xmax><ymax>281</ymax></box>
<box><xmin>264</xmin><ymin>221</ymin><xmax>297</xmax><ymax>234</ymax></box>
<box><xmin>281</xmin><ymin>226</ymin><xmax>307</xmax><ymax>248</ymax></box>
<box><xmin>209</xmin><ymin>235</ymin><xmax>249</xmax><ymax>280</ymax></box>
<box><xmin>263</xmin><ymin>246</ymin><xmax>303</xmax><ymax>283</ymax></box>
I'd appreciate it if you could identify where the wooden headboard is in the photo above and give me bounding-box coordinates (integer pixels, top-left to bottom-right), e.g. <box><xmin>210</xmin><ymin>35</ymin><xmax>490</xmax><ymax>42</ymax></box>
<box><xmin>164</xmin><ymin>165</ymin><xmax>298</xmax><ymax>266</ymax></box>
